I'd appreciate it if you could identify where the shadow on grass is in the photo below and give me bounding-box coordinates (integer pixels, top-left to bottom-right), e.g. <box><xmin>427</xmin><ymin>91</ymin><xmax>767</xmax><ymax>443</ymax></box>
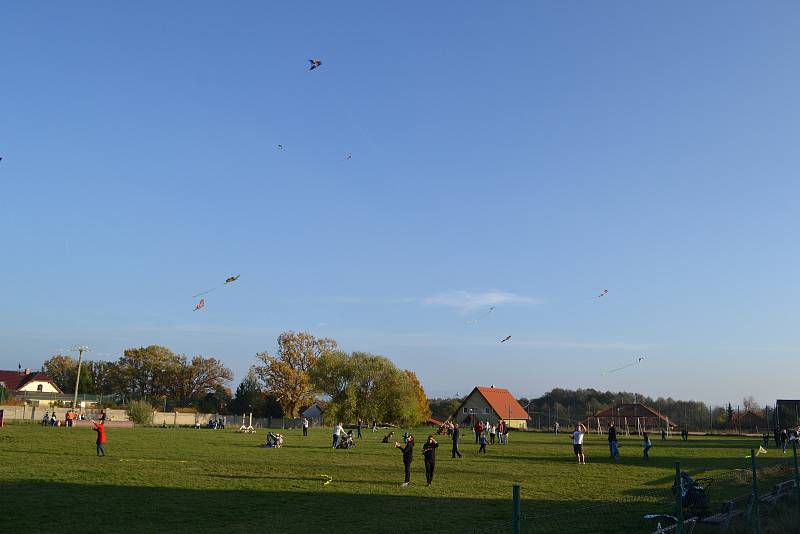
<box><xmin>0</xmin><ymin>480</ymin><xmax>666</xmax><ymax>534</ymax></box>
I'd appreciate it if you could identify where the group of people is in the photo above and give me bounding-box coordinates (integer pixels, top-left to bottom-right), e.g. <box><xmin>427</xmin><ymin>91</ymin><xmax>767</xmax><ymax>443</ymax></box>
<box><xmin>571</xmin><ymin>421</ymin><xmax>661</xmax><ymax>464</ymax></box>
<box><xmin>395</xmin><ymin>434</ymin><xmax>439</xmax><ymax>487</ymax></box>
<box><xmin>41</xmin><ymin>409</ymin><xmax>106</xmax><ymax>427</ymax></box>
<box><xmin>472</xmin><ymin>418</ymin><xmax>510</xmax><ymax>452</ymax></box>
<box><xmin>770</xmin><ymin>427</ymin><xmax>800</xmax><ymax>453</ymax></box>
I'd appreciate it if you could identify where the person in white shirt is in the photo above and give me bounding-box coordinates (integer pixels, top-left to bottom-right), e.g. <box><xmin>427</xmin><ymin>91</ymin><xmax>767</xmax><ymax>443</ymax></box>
<box><xmin>332</xmin><ymin>422</ymin><xmax>344</xmax><ymax>448</ymax></box>
<box><xmin>571</xmin><ymin>423</ymin><xmax>587</xmax><ymax>464</ymax></box>
<box><xmin>302</xmin><ymin>417</ymin><xmax>309</xmax><ymax>437</ymax></box>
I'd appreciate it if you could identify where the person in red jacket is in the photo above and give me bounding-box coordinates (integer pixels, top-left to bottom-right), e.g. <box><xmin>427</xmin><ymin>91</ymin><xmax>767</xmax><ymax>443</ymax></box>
<box><xmin>92</xmin><ymin>419</ymin><xmax>107</xmax><ymax>457</ymax></box>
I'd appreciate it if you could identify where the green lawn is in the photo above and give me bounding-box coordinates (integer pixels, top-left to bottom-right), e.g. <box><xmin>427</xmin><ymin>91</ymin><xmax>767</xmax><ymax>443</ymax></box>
<box><xmin>0</xmin><ymin>424</ymin><xmax>791</xmax><ymax>533</ymax></box>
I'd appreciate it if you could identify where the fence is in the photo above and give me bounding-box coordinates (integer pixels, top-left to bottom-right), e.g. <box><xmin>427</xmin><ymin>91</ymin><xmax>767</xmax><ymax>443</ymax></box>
<box><xmin>501</xmin><ymin>443</ymin><xmax>800</xmax><ymax>533</ymax></box>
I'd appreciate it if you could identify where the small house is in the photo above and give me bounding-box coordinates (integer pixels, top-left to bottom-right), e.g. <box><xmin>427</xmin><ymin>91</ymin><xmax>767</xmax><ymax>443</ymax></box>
<box><xmin>452</xmin><ymin>386</ymin><xmax>529</xmax><ymax>429</ymax></box>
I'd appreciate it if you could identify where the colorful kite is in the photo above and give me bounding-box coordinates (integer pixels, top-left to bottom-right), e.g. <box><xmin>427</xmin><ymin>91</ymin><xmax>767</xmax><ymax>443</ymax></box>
<box><xmin>500</xmin><ymin>335</ymin><xmax>512</xmax><ymax>343</ymax></box>
<box><xmin>194</xmin><ymin>298</ymin><xmax>205</xmax><ymax>311</ymax></box>
<box><xmin>193</xmin><ymin>275</ymin><xmax>240</xmax><ymax>298</ymax></box>
<box><xmin>602</xmin><ymin>356</ymin><xmax>645</xmax><ymax>375</ymax></box>
<box><xmin>309</xmin><ymin>59</ymin><xmax>322</xmax><ymax>70</ymax></box>
<box><xmin>224</xmin><ymin>275</ymin><xmax>240</xmax><ymax>284</ymax></box>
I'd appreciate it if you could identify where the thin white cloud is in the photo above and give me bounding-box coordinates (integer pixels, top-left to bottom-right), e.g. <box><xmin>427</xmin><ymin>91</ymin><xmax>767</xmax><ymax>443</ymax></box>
<box><xmin>422</xmin><ymin>290</ymin><xmax>538</xmax><ymax>312</ymax></box>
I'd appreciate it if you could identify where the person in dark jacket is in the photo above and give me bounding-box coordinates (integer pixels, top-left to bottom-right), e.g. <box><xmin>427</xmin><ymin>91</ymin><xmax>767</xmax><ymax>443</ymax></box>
<box><xmin>608</xmin><ymin>421</ymin><xmax>619</xmax><ymax>459</ymax></box>
<box><xmin>452</xmin><ymin>423</ymin><xmax>462</xmax><ymax>458</ymax></box>
<box><xmin>422</xmin><ymin>435</ymin><xmax>439</xmax><ymax>486</ymax></box>
<box><xmin>395</xmin><ymin>435</ymin><xmax>415</xmax><ymax>487</ymax></box>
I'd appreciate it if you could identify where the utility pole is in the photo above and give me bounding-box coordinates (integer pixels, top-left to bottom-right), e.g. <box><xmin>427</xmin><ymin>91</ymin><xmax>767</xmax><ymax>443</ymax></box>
<box><xmin>71</xmin><ymin>346</ymin><xmax>90</xmax><ymax>410</ymax></box>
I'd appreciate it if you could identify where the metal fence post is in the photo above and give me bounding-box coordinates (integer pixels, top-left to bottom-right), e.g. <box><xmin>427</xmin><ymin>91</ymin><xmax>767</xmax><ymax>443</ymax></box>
<box><xmin>793</xmin><ymin>441</ymin><xmax>800</xmax><ymax>508</ymax></box>
<box><xmin>674</xmin><ymin>461</ymin><xmax>684</xmax><ymax>534</ymax></box>
<box><xmin>750</xmin><ymin>449</ymin><xmax>762</xmax><ymax>534</ymax></box>
<box><xmin>512</xmin><ymin>484</ymin><xmax>521</xmax><ymax>534</ymax></box>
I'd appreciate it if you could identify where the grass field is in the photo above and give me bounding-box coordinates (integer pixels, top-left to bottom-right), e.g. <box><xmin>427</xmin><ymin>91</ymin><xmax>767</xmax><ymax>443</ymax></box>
<box><xmin>0</xmin><ymin>424</ymin><xmax>791</xmax><ymax>533</ymax></box>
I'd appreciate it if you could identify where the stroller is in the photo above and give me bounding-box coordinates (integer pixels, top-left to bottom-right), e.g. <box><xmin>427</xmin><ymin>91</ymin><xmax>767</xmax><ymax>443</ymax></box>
<box><xmin>673</xmin><ymin>472</ymin><xmax>712</xmax><ymax>518</ymax></box>
<box><xmin>337</xmin><ymin>430</ymin><xmax>356</xmax><ymax>449</ymax></box>
<box><xmin>263</xmin><ymin>432</ymin><xmax>283</xmax><ymax>448</ymax></box>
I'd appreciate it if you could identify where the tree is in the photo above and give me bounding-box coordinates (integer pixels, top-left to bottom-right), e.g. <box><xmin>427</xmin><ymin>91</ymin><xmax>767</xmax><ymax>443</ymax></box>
<box><xmin>42</xmin><ymin>354</ymin><xmax>77</xmax><ymax>392</ymax></box>
<box><xmin>404</xmin><ymin>370</ymin><xmax>431</xmax><ymax>422</ymax></box>
<box><xmin>254</xmin><ymin>332</ymin><xmax>337</xmax><ymax>417</ymax></box>
<box><xmin>743</xmin><ymin>396</ymin><xmax>761</xmax><ymax>415</ymax></box>
<box><xmin>230</xmin><ymin>369</ymin><xmax>264</xmax><ymax>416</ymax></box>
<box><xmin>727</xmin><ymin>403</ymin><xmax>734</xmax><ymax>425</ymax></box>
<box><xmin>113</xmin><ymin>345</ymin><xmax>182</xmax><ymax>400</ymax></box>
<box><xmin>169</xmin><ymin>355</ymin><xmax>233</xmax><ymax>406</ymax></box>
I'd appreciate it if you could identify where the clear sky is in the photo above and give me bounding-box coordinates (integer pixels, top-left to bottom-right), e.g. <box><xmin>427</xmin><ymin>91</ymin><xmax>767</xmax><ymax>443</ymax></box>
<box><xmin>2</xmin><ymin>2</ymin><xmax>798</xmax><ymax>407</ymax></box>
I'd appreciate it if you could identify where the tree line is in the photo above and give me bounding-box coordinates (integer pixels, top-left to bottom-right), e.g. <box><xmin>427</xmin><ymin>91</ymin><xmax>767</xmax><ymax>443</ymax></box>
<box><xmin>40</xmin><ymin>331</ymin><xmax>431</xmax><ymax>426</ymax></box>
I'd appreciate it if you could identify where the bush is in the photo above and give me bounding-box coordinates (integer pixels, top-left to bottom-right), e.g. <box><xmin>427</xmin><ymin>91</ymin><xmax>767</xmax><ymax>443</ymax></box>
<box><xmin>126</xmin><ymin>400</ymin><xmax>154</xmax><ymax>425</ymax></box>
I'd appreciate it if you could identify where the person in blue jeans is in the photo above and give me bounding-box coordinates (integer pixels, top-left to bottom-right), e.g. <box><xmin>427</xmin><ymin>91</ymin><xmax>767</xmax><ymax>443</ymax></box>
<box><xmin>608</xmin><ymin>421</ymin><xmax>619</xmax><ymax>459</ymax></box>
<box><xmin>643</xmin><ymin>432</ymin><xmax>652</xmax><ymax>460</ymax></box>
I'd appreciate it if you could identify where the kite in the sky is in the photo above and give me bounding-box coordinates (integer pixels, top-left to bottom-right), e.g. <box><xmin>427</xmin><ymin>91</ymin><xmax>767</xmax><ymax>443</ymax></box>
<box><xmin>193</xmin><ymin>274</ymin><xmax>241</xmax><ymax>297</ymax></box>
<box><xmin>345</xmin><ymin>153</ymin><xmax>352</xmax><ymax>160</ymax></box>
<box><xmin>602</xmin><ymin>356</ymin><xmax>645</xmax><ymax>375</ymax></box>
<box><xmin>500</xmin><ymin>335</ymin><xmax>512</xmax><ymax>343</ymax></box>
<box><xmin>465</xmin><ymin>306</ymin><xmax>495</xmax><ymax>325</ymax></box>
<box><xmin>225</xmin><ymin>275</ymin><xmax>240</xmax><ymax>284</ymax></box>
<box><xmin>277</xmin><ymin>144</ymin><xmax>284</xmax><ymax>150</ymax></box>
<box><xmin>194</xmin><ymin>298</ymin><xmax>205</xmax><ymax>311</ymax></box>
<box><xmin>309</xmin><ymin>59</ymin><xmax>322</xmax><ymax>70</ymax></box>
<box><xmin>598</xmin><ymin>289</ymin><xmax>609</xmax><ymax>298</ymax></box>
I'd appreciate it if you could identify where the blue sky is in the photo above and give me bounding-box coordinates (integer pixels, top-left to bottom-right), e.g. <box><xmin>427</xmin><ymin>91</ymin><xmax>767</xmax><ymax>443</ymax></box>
<box><xmin>2</xmin><ymin>2</ymin><xmax>798</xmax><ymax>406</ymax></box>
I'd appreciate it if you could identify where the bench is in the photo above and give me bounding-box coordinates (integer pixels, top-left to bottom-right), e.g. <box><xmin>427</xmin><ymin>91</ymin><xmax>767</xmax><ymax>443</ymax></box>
<box><xmin>701</xmin><ymin>493</ymin><xmax>752</xmax><ymax>532</ymax></box>
<box><xmin>760</xmin><ymin>479</ymin><xmax>795</xmax><ymax>509</ymax></box>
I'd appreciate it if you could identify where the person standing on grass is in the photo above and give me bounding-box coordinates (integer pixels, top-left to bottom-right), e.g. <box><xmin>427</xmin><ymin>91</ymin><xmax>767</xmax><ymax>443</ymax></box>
<box><xmin>781</xmin><ymin>428</ymin><xmax>789</xmax><ymax>453</ymax></box>
<box><xmin>332</xmin><ymin>422</ymin><xmax>344</xmax><ymax>448</ymax></box>
<box><xmin>608</xmin><ymin>421</ymin><xmax>619</xmax><ymax>459</ymax></box>
<box><xmin>571</xmin><ymin>423</ymin><xmax>586</xmax><ymax>464</ymax></box>
<box><xmin>92</xmin><ymin>419</ymin><xmax>107</xmax><ymax>457</ymax></box>
<box><xmin>643</xmin><ymin>432</ymin><xmax>652</xmax><ymax>460</ymax></box>
<box><xmin>497</xmin><ymin>419</ymin><xmax>506</xmax><ymax>445</ymax></box>
<box><xmin>489</xmin><ymin>423</ymin><xmax>496</xmax><ymax>445</ymax></box>
<box><xmin>42</xmin><ymin>411</ymin><xmax>49</xmax><ymax>426</ymax></box>
<box><xmin>372</xmin><ymin>420</ymin><xmax>377</xmax><ymax>432</ymax></box>
<box><xmin>661</xmin><ymin>429</ymin><xmax>667</xmax><ymax>441</ymax></box>
<box><xmin>357</xmin><ymin>418</ymin><xmax>363</xmax><ymax>439</ymax></box>
<box><xmin>478</xmin><ymin>432</ymin><xmax>487</xmax><ymax>454</ymax></box>
<box><xmin>302</xmin><ymin>417</ymin><xmax>309</xmax><ymax>437</ymax></box>
<box><xmin>395</xmin><ymin>435</ymin><xmax>414</xmax><ymax>487</ymax></box>
<box><xmin>452</xmin><ymin>423</ymin><xmax>462</xmax><ymax>458</ymax></box>
<box><xmin>554</xmin><ymin>421</ymin><xmax>560</xmax><ymax>435</ymax></box>
<box><xmin>422</xmin><ymin>435</ymin><xmax>439</xmax><ymax>486</ymax></box>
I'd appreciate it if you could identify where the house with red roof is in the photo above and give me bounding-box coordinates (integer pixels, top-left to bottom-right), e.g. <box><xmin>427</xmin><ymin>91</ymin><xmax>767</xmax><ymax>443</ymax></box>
<box><xmin>0</xmin><ymin>369</ymin><xmax>63</xmax><ymax>395</ymax></box>
<box><xmin>452</xmin><ymin>385</ymin><xmax>529</xmax><ymax>429</ymax></box>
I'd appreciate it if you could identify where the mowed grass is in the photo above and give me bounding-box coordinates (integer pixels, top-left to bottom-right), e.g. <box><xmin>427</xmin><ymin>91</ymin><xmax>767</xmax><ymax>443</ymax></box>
<box><xmin>0</xmin><ymin>424</ymin><xmax>778</xmax><ymax>533</ymax></box>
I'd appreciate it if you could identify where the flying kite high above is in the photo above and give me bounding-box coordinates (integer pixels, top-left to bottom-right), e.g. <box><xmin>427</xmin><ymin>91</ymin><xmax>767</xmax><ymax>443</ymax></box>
<box><xmin>194</xmin><ymin>298</ymin><xmax>205</xmax><ymax>311</ymax></box>
<box><xmin>224</xmin><ymin>275</ymin><xmax>240</xmax><ymax>284</ymax></box>
<box><xmin>309</xmin><ymin>59</ymin><xmax>322</xmax><ymax>70</ymax></box>
<box><xmin>500</xmin><ymin>335</ymin><xmax>512</xmax><ymax>343</ymax></box>
<box><xmin>598</xmin><ymin>289</ymin><xmax>609</xmax><ymax>298</ymax></box>
<box><xmin>277</xmin><ymin>144</ymin><xmax>284</xmax><ymax>150</ymax></box>
<box><xmin>465</xmin><ymin>306</ymin><xmax>495</xmax><ymax>325</ymax></box>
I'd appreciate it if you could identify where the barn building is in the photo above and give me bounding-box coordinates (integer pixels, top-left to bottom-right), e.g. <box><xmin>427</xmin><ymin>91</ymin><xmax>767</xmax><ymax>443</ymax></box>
<box><xmin>0</xmin><ymin>369</ymin><xmax>62</xmax><ymax>396</ymax></box>
<box><xmin>452</xmin><ymin>386</ymin><xmax>529</xmax><ymax>429</ymax></box>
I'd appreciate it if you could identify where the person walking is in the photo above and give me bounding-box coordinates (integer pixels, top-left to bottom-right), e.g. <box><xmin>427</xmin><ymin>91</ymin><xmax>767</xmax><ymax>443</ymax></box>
<box><xmin>422</xmin><ymin>435</ymin><xmax>439</xmax><ymax>486</ymax></box>
<box><xmin>92</xmin><ymin>419</ymin><xmax>107</xmax><ymax>457</ymax></box>
<box><xmin>357</xmin><ymin>419</ymin><xmax>363</xmax><ymax>439</ymax></box>
<box><xmin>572</xmin><ymin>423</ymin><xmax>586</xmax><ymax>464</ymax></box>
<box><xmin>478</xmin><ymin>432</ymin><xmax>488</xmax><ymax>454</ymax></box>
<box><xmin>332</xmin><ymin>422</ymin><xmax>344</xmax><ymax>448</ymax></box>
<box><xmin>302</xmin><ymin>417</ymin><xmax>309</xmax><ymax>437</ymax></box>
<box><xmin>372</xmin><ymin>420</ymin><xmax>377</xmax><ymax>432</ymax></box>
<box><xmin>643</xmin><ymin>432</ymin><xmax>653</xmax><ymax>460</ymax></box>
<box><xmin>395</xmin><ymin>435</ymin><xmax>414</xmax><ymax>487</ymax></box>
<box><xmin>661</xmin><ymin>429</ymin><xmax>667</xmax><ymax>441</ymax></box>
<box><xmin>451</xmin><ymin>423</ymin><xmax>462</xmax><ymax>458</ymax></box>
<box><xmin>608</xmin><ymin>421</ymin><xmax>619</xmax><ymax>459</ymax></box>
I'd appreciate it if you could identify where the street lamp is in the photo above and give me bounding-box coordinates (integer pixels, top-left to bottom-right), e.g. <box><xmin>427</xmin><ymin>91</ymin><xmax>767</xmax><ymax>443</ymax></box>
<box><xmin>70</xmin><ymin>346</ymin><xmax>90</xmax><ymax>410</ymax></box>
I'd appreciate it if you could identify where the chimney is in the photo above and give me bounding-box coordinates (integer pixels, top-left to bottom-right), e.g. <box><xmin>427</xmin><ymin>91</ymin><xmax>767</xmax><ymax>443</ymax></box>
<box><xmin>490</xmin><ymin>384</ymin><xmax>494</xmax><ymax>388</ymax></box>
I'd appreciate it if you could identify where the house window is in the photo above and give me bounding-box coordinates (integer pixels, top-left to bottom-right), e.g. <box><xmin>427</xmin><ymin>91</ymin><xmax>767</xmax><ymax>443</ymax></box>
<box><xmin>484</xmin><ymin>407</ymin><xmax>490</xmax><ymax>414</ymax></box>
<box><xmin>463</xmin><ymin>407</ymin><xmax>468</xmax><ymax>414</ymax></box>
<box><xmin>37</xmin><ymin>384</ymin><xmax>43</xmax><ymax>392</ymax></box>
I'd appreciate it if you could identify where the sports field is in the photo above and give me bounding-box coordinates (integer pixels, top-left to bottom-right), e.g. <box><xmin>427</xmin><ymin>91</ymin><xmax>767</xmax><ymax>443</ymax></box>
<box><xmin>0</xmin><ymin>424</ymin><xmax>782</xmax><ymax>533</ymax></box>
